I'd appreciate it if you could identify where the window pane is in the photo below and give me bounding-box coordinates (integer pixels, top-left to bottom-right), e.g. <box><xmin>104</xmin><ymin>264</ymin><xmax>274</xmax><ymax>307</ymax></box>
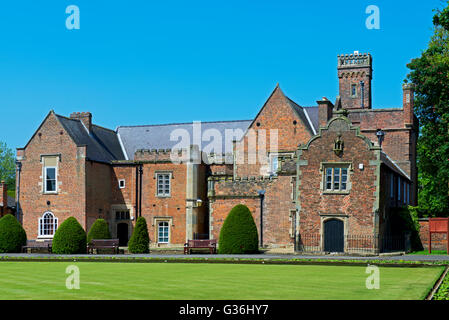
<box><xmin>46</xmin><ymin>168</ymin><xmax>56</xmax><ymax>180</ymax></box>
<box><xmin>46</xmin><ymin>180</ymin><xmax>56</xmax><ymax>192</ymax></box>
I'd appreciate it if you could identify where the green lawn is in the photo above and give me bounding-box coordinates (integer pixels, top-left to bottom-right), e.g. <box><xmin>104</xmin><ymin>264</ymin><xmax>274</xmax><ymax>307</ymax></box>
<box><xmin>408</xmin><ymin>250</ymin><xmax>448</xmax><ymax>255</ymax></box>
<box><xmin>0</xmin><ymin>262</ymin><xmax>443</xmax><ymax>300</ymax></box>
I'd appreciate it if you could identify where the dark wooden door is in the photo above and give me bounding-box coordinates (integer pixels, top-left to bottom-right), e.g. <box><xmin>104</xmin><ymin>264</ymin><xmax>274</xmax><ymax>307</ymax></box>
<box><xmin>117</xmin><ymin>223</ymin><xmax>129</xmax><ymax>246</ymax></box>
<box><xmin>324</xmin><ymin>219</ymin><xmax>344</xmax><ymax>252</ymax></box>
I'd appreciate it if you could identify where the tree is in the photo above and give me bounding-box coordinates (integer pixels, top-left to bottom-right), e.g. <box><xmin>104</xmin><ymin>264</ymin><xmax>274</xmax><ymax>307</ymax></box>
<box><xmin>0</xmin><ymin>141</ymin><xmax>15</xmax><ymax>194</ymax></box>
<box><xmin>128</xmin><ymin>217</ymin><xmax>150</xmax><ymax>253</ymax></box>
<box><xmin>87</xmin><ymin>218</ymin><xmax>111</xmax><ymax>243</ymax></box>
<box><xmin>0</xmin><ymin>214</ymin><xmax>27</xmax><ymax>253</ymax></box>
<box><xmin>406</xmin><ymin>2</ymin><xmax>449</xmax><ymax>216</ymax></box>
<box><xmin>52</xmin><ymin>217</ymin><xmax>87</xmax><ymax>254</ymax></box>
<box><xmin>218</xmin><ymin>204</ymin><xmax>259</xmax><ymax>254</ymax></box>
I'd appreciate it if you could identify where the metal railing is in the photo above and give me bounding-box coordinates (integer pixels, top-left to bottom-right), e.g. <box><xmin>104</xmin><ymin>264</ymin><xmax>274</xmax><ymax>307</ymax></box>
<box><xmin>297</xmin><ymin>233</ymin><xmax>410</xmax><ymax>254</ymax></box>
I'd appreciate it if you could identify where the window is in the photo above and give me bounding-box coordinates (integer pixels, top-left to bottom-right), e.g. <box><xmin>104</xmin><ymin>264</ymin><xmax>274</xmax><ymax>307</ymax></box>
<box><xmin>324</xmin><ymin>166</ymin><xmax>349</xmax><ymax>192</ymax></box>
<box><xmin>269</xmin><ymin>154</ymin><xmax>279</xmax><ymax>176</ymax></box>
<box><xmin>158</xmin><ymin>221</ymin><xmax>169</xmax><ymax>243</ymax></box>
<box><xmin>398</xmin><ymin>177</ymin><xmax>401</xmax><ymax>201</ymax></box>
<box><xmin>351</xmin><ymin>84</ymin><xmax>357</xmax><ymax>97</ymax></box>
<box><xmin>44</xmin><ymin>167</ymin><xmax>57</xmax><ymax>193</ymax></box>
<box><xmin>157</xmin><ymin>173</ymin><xmax>171</xmax><ymax>197</ymax></box>
<box><xmin>118</xmin><ymin>179</ymin><xmax>125</xmax><ymax>189</ymax></box>
<box><xmin>115</xmin><ymin>210</ymin><xmax>130</xmax><ymax>221</ymax></box>
<box><xmin>38</xmin><ymin>212</ymin><xmax>58</xmax><ymax>237</ymax></box>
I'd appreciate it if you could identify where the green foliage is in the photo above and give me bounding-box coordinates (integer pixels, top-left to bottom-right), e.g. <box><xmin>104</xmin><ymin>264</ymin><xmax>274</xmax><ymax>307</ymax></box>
<box><xmin>0</xmin><ymin>142</ymin><xmax>16</xmax><ymax>192</ymax></box>
<box><xmin>128</xmin><ymin>217</ymin><xmax>150</xmax><ymax>253</ymax></box>
<box><xmin>218</xmin><ymin>204</ymin><xmax>259</xmax><ymax>254</ymax></box>
<box><xmin>0</xmin><ymin>214</ymin><xmax>26</xmax><ymax>253</ymax></box>
<box><xmin>87</xmin><ymin>219</ymin><xmax>111</xmax><ymax>243</ymax></box>
<box><xmin>52</xmin><ymin>217</ymin><xmax>87</xmax><ymax>254</ymax></box>
<box><xmin>390</xmin><ymin>206</ymin><xmax>423</xmax><ymax>251</ymax></box>
<box><xmin>406</xmin><ymin>2</ymin><xmax>449</xmax><ymax>216</ymax></box>
<box><xmin>434</xmin><ymin>272</ymin><xmax>449</xmax><ymax>300</ymax></box>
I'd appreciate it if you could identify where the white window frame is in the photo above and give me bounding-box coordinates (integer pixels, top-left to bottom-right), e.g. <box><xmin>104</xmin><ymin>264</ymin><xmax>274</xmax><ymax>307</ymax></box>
<box><xmin>156</xmin><ymin>173</ymin><xmax>171</xmax><ymax>197</ymax></box>
<box><xmin>118</xmin><ymin>179</ymin><xmax>126</xmax><ymax>189</ymax></box>
<box><xmin>157</xmin><ymin>221</ymin><xmax>170</xmax><ymax>244</ymax></box>
<box><xmin>323</xmin><ymin>166</ymin><xmax>350</xmax><ymax>192</ymax></box>
<box><xmin>268</xmin><ymin>154</ymin><xmax>279</xmax><ymax>176</ymax></box>
<box><xmin>44</xmin><ymin>166</ymin><xmax>58</xmax><ymax>194</ymax></box>
<box><xmin>38</xmin><ymin>212</ymin><xmax>58</xmax><ymax>238</ymax></box>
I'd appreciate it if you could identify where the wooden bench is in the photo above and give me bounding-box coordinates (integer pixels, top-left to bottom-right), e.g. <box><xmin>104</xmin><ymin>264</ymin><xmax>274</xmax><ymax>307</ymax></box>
<box><xmin>184</xmin><ymin>239</ymin><xmax>217</xmax><ymax>254</ymax></box>
<box><xmin>22</xmin><ymin>240</ymin><xmax>52</xmax><ymax>253</ymax></box>
<box><xmin>87</xmin><ymin>239</ymin><xmax>120</xmax><ymax>254</ymax></box>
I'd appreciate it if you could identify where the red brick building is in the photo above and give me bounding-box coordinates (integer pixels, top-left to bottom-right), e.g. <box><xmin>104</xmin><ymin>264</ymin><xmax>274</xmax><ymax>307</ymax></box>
<box><xmin>16</xmin><ymin>51</ymin><xmax>417</xmax><ymax>253</ymax></box>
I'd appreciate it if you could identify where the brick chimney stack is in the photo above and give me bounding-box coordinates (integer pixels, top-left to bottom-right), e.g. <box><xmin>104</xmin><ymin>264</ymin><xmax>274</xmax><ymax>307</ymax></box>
<box><xmin>70</xmin><ymin>112</ymin><xmax>92</xmax><ymax>132</ymax></box>
<box><xmin>0</xmin><ymin>181</ymin><xmax>7</xmax><ymax>216</ymax></box>
<box><xmin>317</xmin><ymin>97</ymin><xmax>334</xmax><ymax>128</ymax></box>
<box><xmin>402</xmin><ymin>83</ymin><xmax>415</xmax><ymax>126</ymax></box>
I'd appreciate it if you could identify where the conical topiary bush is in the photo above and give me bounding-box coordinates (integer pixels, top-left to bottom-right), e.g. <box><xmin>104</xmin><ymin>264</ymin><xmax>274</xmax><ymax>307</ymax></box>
<box><xmin>218</xmin><ymin>204</ymin><xmax>259</xmax><ymax>254</ymax></box>
<box><xmin>128</xmin><ymin>217</ymin><xmax>150</xmax><ymax>253</ymax></box>
<box><xmin>0</xmin><ymin>214</ymin><xmax>27</xmax><ymax>253</ymax></box>
<box><xmin>52</xmin><ymin>217</ymin><xmax>87</xmax><ymax>254</ymax></box>
<box><xmin>87</xmin><ymin>218</ymin><xmax>111</xmax><ymax>244</ymax></box>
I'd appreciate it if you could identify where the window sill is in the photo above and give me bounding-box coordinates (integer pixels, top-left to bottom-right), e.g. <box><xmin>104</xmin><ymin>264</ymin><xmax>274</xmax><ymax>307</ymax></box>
<box><xmin>37</xmin><ymin>236</ymin><xmax>54</xmax><ymax>239</ymax></box>
<box><xmin>322</xmin><ymin>191</ymin><xmax>350</xmax><ymax>195</ymax></box>
<box><xmin>156</xmin><ymin>195</ymin><xmax>171</xmax><ymax>198</ymax></box>
<box><xmin>43</xmin><ymin>192</ymin><xmax>58</xmax><ymax>195</ymax></box>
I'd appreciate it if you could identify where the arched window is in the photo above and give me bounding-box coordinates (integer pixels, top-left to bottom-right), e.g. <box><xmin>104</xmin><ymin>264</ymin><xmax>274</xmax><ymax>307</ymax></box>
<box><xmin>39</xmin><ymin>212</ymin><xmax>58</xmax><ymax>237</ymax></box>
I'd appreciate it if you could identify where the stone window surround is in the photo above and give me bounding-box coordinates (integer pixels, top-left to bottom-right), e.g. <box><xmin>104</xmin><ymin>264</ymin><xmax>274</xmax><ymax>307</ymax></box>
<box><xmin>40</xmin><ymin>154</ymin><xmax>61</xmax><ymax>195</ymax></box>
<box><xmin>320</xmin><ymin>162</ymin><xmax>353</xmax><ymax>195</ymax></box>
<box><xmin>152</xmin><ymin>216</ymin><xmax>174</xmax><ymax>244</ymax></box>
<box><xmin>118</xmin><ymin>179</ymin><xmax>126</xmax><ymax>189</ymax></box>
<box><xmin>351</xmin><ymin>83</ymin><xmax>358</xmax><ymax>98</ymax></box>
<box><xmin>154</xmin><ymin>171</ymin><xmax>173</xmax><ymax>198</ymax></box>
<box><xmin>267</xmin><ymin>151</ymin><xmax>295</xmax><ymax>176</ymax></box>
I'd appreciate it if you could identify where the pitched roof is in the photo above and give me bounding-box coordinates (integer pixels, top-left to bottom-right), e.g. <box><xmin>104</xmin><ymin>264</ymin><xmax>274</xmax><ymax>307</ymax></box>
<box><xmin>55</xmin><ymin>115</ymin><xmax>126</xmax><ymax>163</ymax></box>
<box><xmin>117</xmin><ymin>120</ymin><xmax>252</xmax><ymax>160</ymax></box>
<box><xmin>0</xmin><ymin>196</ymin><xmax>16</xmax><ymax>208</ymax></box>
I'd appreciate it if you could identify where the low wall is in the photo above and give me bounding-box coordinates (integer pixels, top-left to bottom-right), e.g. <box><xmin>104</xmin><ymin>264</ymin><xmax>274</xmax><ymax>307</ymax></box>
<box><xmin>418</xmin><ymin>218</ymin><xmax>448</xmax><ymax>251</ymax></box>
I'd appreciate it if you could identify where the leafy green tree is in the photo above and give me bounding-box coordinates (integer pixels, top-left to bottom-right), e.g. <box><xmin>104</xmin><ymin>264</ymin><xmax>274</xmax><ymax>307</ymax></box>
<box><xmin>218</xmin><ymin>204</ymin><xmax>259</xmax><ymax>254</ymax></box>
<box><xmin>52</xmin><ymin>217</ymin><xmax>87</xmax><ymax>254</ymax></box>
<box><xmin>0</xmin><ymin>141</ymin><xmax>15</xmax><ymax>194</ymax></box>
<box><xmin>406</xmin><ymin>2</ymin><xmax>449</xmax><ymax>216</ymax></box>
<box><xmin>0</xmin><ymin>214</ymin><xmax>27</xmax><ymax>253</ymax></box>
<box><xmin>87</xmin><ymin>218</ymin><xmax>111</xmax><ymax>243</ymax></box>
<box><xmin>128</xmin><ymin>217</ymin><xmax>150</xmax><ymax>253</ymax></box>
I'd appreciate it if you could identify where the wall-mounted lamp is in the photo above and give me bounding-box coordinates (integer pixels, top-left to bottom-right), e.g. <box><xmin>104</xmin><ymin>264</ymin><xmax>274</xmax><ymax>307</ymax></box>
<box><xmin>376</xmin><ymin>129</ymin><xmax>385</xmax><ymax>147</ymax></box>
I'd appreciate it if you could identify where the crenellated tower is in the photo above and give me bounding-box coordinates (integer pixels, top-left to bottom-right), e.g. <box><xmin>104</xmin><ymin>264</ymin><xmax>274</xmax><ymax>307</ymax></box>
<box><xmin>337</xmin><ymin>52</ymin><xmax>372</xmax><ymax>109</ymax></box>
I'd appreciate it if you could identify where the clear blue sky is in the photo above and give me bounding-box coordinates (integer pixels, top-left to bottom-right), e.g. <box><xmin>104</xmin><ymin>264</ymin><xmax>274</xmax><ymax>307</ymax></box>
<box><xmin>0</xmin><ymin>0</ymin><xmax>443</xmax><ymax>150</ymax></box>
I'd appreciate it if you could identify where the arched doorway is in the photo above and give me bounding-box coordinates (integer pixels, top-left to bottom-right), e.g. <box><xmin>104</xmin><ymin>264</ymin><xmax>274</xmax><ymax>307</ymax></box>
<box><xmin>117</xmin><ymin>223</ymin><xmax>129</xmax><ymax>246</ymax></box>
<box><xmin>323</xmin><ymin>219</ymin><xmax>344</xmax><ymax>252</ymax></box>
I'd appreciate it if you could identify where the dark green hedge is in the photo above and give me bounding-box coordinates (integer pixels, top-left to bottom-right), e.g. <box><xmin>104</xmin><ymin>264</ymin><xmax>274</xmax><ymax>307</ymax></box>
<box><xmin>128</xmin><ymin>217</ymin><xmax>150</xmax><ymax>253</ymax></box>
<box><xmin>52</xmin><ymin>217</ymin><xmax>87</xmax><ymax>254</ymax></box>
<box><xmin>87</xmin><ymin>219</ymin><xmax>111</xmax><ymax>243</ymax></box>
<box><xmin>218</xmin><ymin>204</ymin><xmax>259</xmax><ymax>254</ymax></box>
<box><xmin>0</xmin><ymin>214</ymin><xmax>27</xmax><ymax>253</ymax></box>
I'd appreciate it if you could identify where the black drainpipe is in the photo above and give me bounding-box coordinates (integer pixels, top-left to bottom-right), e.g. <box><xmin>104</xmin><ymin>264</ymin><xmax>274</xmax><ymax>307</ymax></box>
<box><xmin>15</xmin><ymin>161</ymin><xmax>22</xmax><ymax>223</ymax></box>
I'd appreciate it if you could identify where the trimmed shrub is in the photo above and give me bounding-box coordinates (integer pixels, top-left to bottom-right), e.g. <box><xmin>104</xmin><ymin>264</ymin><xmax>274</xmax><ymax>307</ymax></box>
<box><xmin>218</xmin><ymin>204</ymin><xmax>259</xmax><ymax>254</ymax></box>
<box><xmin>0</xmin><ymin>214</ymin><xmax>27</xmax><ymax>253</ymax></box>
<box><xmin>128</xmin><ymin>217</ymin><xmax>150</xmax><ymax>253</ymax></box>
<box><xmin>52</xmin><ymin>217</ymin><xmax>87</xmax><ymax>254</ymax></box>
<box><xmin>87</xmin><ymin>219</ymin><xmax>111</xmax><ymax>243</ymax></box>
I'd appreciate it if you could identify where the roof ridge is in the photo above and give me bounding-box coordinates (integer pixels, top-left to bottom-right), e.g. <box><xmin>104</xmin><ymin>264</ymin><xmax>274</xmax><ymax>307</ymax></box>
<box><xmin>117</xmin><ymin>119</ymin><xmax>252</xmax><ymax>129</ymax></box>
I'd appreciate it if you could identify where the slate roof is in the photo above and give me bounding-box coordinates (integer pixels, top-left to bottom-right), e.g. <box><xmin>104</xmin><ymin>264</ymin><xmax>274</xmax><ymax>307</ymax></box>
<box><xmin>117</xmin><ymin>120</ymin><xmax>252</xmax><ymax>160</ymax></box>
<box><xmin>55</xmin><ymin>115</ymin><xmax>126</xmax><ymax>163</ymax></box>
<box><xmin>303</xmin><ymin>106</ymin><xmax>319</xmax><ymax>133</ymax></box>
<box><xmin>0</xmin><ymin>196</ymin><xmax>16</xmax><ymax>208</ymax></box>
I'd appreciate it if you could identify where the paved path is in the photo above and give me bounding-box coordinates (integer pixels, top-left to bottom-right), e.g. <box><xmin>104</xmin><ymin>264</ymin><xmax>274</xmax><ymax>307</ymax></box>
<box><xmin>2</xmin><ymin>253</ymin><xmax>449</xmax><ymax>262</ymax></box>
